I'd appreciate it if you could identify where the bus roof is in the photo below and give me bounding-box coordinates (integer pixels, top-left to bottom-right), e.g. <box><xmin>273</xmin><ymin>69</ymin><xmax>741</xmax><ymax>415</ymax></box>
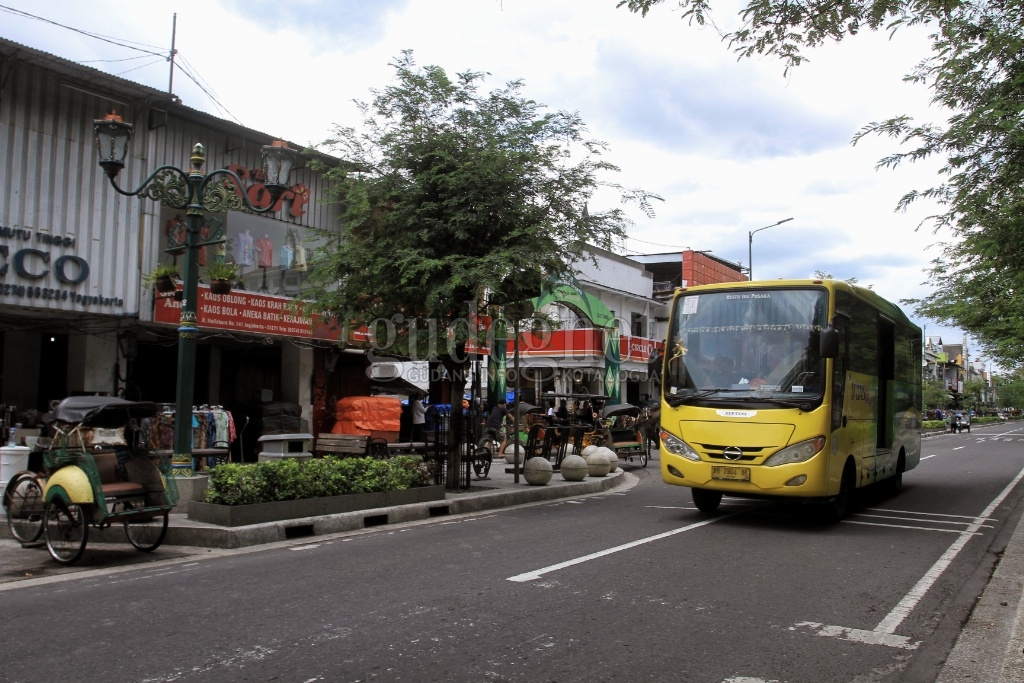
<box><xmin>674</xmin><ymin>279</ymin><xmax>919</xmax><ymax>332</ymax></box>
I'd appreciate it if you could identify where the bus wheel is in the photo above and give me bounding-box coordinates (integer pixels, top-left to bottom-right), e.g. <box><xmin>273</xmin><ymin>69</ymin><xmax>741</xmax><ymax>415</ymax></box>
<box><xmin>886</xmin><ymin>455</ymin><xmax>905</xmax><ymax>497</ymax></box>
<box><xmin>692</xmin><ymin>488</ymin><xmax>722</xmax><ymax>513</ymax></box>
<box><xmin>823</xmin><ymin>464</ymin><xmax>854</xmax><ymax>523</ymax></box>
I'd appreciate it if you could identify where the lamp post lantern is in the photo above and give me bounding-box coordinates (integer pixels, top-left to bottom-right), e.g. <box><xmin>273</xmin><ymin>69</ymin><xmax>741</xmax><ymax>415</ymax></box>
<box><xmin>94</xmin><ymin>111</ymin><xmax>300</xmax><ymax>474</ymax></box>
<box><xmin>747</xmin><ymin>217</ymin><xmax>793</xmax><ymax>281</ymax></box>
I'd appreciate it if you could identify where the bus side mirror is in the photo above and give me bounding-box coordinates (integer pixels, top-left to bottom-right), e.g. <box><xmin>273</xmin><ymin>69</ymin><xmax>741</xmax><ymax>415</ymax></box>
<box><xmin>820</xmin><ymin>326</ymin><xmax>839</xmax><ymax>359</ymax></box>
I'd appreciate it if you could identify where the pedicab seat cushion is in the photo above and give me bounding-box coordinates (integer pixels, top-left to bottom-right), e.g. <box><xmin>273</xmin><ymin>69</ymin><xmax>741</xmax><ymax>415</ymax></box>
<box><xmin>93</xmin><ymin>451</ymin><xmax>145</xmax><ymax>499</ymax></box>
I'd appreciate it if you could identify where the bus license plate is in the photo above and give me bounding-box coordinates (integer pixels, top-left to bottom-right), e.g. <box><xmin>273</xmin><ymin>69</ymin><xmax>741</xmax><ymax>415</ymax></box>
<box><xmin>712</xmin><ymin>466</ymin><xmax>750</xmax><ymax>481</ymax></box>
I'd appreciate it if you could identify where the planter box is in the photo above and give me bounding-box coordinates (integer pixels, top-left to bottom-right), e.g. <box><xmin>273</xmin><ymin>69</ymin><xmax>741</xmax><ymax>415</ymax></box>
<box><xmin>187</xmin><ymin>485</ymin><xmax>445</xmax><ymax>527</ymax></box>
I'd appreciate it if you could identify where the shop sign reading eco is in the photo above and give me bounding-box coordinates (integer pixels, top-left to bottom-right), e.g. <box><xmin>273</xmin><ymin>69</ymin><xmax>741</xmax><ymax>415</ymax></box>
<box><xmin>0</xmin><ymin>225</ymin><xmax>124</xmax><ymax>309</ymax></box>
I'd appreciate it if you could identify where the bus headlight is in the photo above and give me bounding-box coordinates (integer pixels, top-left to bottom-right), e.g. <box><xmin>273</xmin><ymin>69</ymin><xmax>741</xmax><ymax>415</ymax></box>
<box><xmin>660</xmin><ymin>431</ymin><xmax>701</xmax><ymax>462</ymax></box>
<box><xmin>763</xmin><ymin>436</ymin><xmax>826</xmax><ymax>467</ymax></box>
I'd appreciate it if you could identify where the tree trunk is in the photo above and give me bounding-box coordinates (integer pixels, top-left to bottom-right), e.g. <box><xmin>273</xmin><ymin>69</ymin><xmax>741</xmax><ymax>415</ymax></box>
<box><xmin>444</xmin><ymin>350</ymin><xmax>469</xmax><ymax>490</ymax></box>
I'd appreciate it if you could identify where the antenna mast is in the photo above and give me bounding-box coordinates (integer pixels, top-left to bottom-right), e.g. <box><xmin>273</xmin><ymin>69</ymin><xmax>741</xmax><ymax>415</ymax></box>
<box><xmin>168</xmin><ymin>13</ymin><xmax>178</xmax><ymax>95</ymax></box>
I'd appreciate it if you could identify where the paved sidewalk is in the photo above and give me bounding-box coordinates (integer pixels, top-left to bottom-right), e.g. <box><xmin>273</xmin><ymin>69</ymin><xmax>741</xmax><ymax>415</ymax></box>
<box><xmin>0</xmin><ymin>457</ymin><xmax>637</xmax><ymax>585</ymax></box>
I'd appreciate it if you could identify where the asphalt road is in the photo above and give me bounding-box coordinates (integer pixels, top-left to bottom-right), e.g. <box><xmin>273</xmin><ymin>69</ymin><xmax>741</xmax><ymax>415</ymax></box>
<box><xmin>1</xmin><ymin>424</ymin><xmax>1022</xmax><ymax>683</ymax></box>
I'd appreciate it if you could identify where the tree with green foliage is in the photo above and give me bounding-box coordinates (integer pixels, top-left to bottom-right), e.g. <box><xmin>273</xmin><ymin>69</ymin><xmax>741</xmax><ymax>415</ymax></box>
<box><xmin>922</xmin><ymin>378</ymin><xmax>949</xmax><ymax>412</ymax></box>
<box><xmin>963</xmin><ymin>377</ymin><xmax>987</xmax><ymax>412</ymax></box>
<box><xmin>996</xmin><ymin>376</ymin><xmax>1024</xmax><ymax>411</ymax></box>
<box><xmin>618</xmin><ymin>1</ymin><xmax>1024</xmax><ymax>370</ymax></box>
<box><xmin>304</xmin><ymin>51</ymin><xmax>659</xmax><ymax>487</ymax></box>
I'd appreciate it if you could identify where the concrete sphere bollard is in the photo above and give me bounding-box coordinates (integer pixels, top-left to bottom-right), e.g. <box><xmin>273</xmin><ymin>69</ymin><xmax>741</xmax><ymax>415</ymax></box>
<box><xmin>581</xmin><ymin>445</ymin><xmax>599</xmax><ymax>457</ymax></box>
<box><xmin>564</xmin><ymin>443</ymin><xmax>576</xmax><ymax>456</ymax></box>
<box><xmin>560</xmin><ymin>454</ymin><xmax>588</xmax><ymax>481</ymax></box>
<box><xmin>597</xmin><ymin>447</ymin><xmax>619</xmax><ymax>473</ymax></box>
<box><xmin>503</xmin><ymin>443</ymin><xmax>525</xmax><ymax>464</ymax></box>
<box><xmin>523</xmin><ymin>457</ymin><xmax>553</xmax><ymax>485</ymax></box>
<box><xmin>585</xmin><ymin>451</ymin><xmax>611</xmax><ymax>477</ymax></box>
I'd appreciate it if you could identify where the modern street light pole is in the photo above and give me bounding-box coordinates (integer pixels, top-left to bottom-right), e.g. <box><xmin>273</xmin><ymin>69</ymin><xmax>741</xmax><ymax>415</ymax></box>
<box><xmin>747</xmin><ymin>217</ymin><xmax>793</xmax><ymax>281</ymax></box>
<box><xmin>93</xmin><ymin>112</ymin><xmax>299</xmax><ymax>474</ymax></box>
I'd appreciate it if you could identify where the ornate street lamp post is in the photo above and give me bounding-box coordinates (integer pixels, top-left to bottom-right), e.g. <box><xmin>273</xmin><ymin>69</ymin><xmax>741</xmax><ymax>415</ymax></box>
<box><xmin>93</xmin><ymin>112</ymin><xmax>299</xmax><ymax>474</ymax></box>
<box><xmin>747</xmin><ymin>217</ymin><xmax>793</xmax><ymax>281</ymax></box>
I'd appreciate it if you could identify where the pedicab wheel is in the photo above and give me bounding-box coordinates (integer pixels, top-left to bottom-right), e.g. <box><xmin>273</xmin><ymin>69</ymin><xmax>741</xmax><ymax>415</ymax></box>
<box><xmin>124</xmin><ymin>511</ymin><xmax>169</xmax><ymax>552</ymax></box>
<box><xmin>43</xmin><ymin>500</ymin><xmax>88</xmax><ymax>565</ymax></box>
<box><xmin>638</xmin><ymin>432</ymin><xmax>650</xmax><ymax>468</ymax></box>
<box><xmin>4</xmin><ymin>472</ymin><xmax>45</xmax><ymax>544</ymax></box>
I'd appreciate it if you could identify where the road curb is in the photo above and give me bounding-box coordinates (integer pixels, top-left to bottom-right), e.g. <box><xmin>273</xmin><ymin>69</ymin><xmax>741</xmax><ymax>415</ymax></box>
<box><xmin>2</xmin><ymin>469</ymin><xmax>632</xmax><ymax>550</ymax></box>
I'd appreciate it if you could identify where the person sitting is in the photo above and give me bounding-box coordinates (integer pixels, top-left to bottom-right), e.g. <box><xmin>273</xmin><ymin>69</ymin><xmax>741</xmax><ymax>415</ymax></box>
<box><xmin>710</xmin><ymin>355</ymin><xmax>736</xmax><ymax>387</ymax></box>
<box><xmin>486</xmin><ymin>399</ymin><xmax>510</xmax><ymax>454</ymax></box>
<box><xmin>556</xmin><ymin>399</ymin><xmax>569</xmax><ymax>422</ymax></box>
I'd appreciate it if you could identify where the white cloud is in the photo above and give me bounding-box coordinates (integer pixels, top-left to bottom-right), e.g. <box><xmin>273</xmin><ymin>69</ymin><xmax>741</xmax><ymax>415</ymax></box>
<box><xmin>0</xmin><ymin>0</ymin><xmax>965</xmax><ymax>341</ymax></box>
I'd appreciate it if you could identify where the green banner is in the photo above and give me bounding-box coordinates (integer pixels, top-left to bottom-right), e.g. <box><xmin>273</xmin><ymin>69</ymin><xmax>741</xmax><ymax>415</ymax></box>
<box><xmin>532</xmin><ymin>276</ymin><xmax>616</xmax><ymax>329</ymax></box>
<box><xmin>487</xmin><ymin>322</ymin><xmax>507</xmax><ymax>408</ymax></box>
<box><xmin>604</xmin><ymin>331</ymin><xmax>621</xmax><ymax>405</ymax></box>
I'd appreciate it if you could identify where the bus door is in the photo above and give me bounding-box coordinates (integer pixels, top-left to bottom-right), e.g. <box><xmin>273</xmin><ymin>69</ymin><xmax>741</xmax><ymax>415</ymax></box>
<box><xmin>876</xmin><ymin>317</ymin><xmax>896</xmax><ymax>475</ymax></box>
<box><xmin>836</xmin><ymin>291</ymin><xmax>880</xmax><ymax>487</ymax></box>
<box><xmin>830</xmin><ymin>307</ymin><xmax>858</xmax><ymax>490</ymax></box>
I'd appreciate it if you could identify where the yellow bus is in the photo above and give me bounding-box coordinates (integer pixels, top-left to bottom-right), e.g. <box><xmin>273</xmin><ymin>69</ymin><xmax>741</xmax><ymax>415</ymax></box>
<box><xmin>660</xmin><ymin>279</ymin><xmax>921</xmax><ymax>520</ymax></box>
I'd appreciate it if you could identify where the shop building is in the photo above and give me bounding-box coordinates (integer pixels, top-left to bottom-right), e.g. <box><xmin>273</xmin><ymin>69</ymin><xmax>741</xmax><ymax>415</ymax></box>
<box><xmin>508</xmin><ymin>247</ymin><xmax>667</xmax><ymax>406</ymax></box>
<box><xmin>0</xmin><ymin>37</ymin><xmax>364</xmax><ymax>459</ymax></box>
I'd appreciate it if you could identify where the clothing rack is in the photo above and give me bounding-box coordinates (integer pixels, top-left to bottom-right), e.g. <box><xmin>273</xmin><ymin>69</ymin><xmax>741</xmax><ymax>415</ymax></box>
<box><xmin>141</xmin><ymin>405</ymin><xmax>237</xmax><ymax>452</ymax></box>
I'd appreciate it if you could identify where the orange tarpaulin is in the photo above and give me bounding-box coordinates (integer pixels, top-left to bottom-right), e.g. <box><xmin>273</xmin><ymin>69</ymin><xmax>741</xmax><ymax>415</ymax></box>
<box><xmin>331</xmin><ymin>396</ymin><xmax>401</xmax><ymax>437</ymax></box>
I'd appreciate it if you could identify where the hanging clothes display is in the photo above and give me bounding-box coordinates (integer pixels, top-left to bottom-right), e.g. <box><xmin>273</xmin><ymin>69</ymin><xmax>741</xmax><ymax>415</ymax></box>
<box><xmin>141</xmin><ymin>407</ymin><xmax>237</xmax><ymax>451</ymax></box>
<box><xmin>279</xmin><ymin>242</ymin><xmax>294</xmax><ymax>271</ymax></box>
<box><xmin>233</xmin><ymin>230</ymin><xmax>255</xmax><ymax>266</ymax></box>
<box><xmin>256</xmin><ymin>234</ymin><xmax>274</xmax><ymax>267</ymax></box>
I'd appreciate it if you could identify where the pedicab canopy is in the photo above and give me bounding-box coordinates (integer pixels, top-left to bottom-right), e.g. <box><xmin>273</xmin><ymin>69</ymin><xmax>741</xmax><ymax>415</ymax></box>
<box><xmin>49</xmin><ymin>396</ymin><xmax>158</xmax><ymax>427</ymax></box>
<box><xmin>330</xmin><ymin>396</ymin><xmax>401</xmax><ymax>439</ymax></box>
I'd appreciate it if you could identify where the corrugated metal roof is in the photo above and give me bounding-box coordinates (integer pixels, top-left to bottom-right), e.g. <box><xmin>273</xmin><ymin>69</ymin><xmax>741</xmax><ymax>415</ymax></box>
<box><xmin>0</xmin><ymin>36</ymin><xmax>303</xmax><ymax>150</ymax></box>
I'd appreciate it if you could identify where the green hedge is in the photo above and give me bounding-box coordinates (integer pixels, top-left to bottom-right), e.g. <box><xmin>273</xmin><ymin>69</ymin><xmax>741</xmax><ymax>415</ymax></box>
<box><xmin>204</xmin><ymin>455</ymin><xmax>433</xmax><ymax>506</ymax></box>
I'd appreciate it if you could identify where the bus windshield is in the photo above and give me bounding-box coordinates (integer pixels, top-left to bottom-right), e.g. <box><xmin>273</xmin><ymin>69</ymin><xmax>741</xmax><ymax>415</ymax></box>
<box><xmin>664</xmin><ymin>288</ymin><xmax>828</xmax><ymax>405</ymax></box>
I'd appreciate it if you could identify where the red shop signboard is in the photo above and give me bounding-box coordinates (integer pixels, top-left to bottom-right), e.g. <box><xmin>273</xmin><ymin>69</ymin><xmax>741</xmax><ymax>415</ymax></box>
<box><xmin>153</xmin><ymin>285</ymin><xmax>370</xmax><ymax>343</ymax></box>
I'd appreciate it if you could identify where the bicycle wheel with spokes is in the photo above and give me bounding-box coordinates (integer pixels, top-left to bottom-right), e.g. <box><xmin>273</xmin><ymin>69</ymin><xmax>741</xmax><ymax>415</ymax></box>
<box><xmin>43</xmin><ymin>500</ymin><xmax>88</xmax><ymax>565</ymax></box>
<box><xmin>4</xmin><ymin>473</ymin><xmax>45</xmax><ymax>544</ymax></box>
<box><xmin>124</xmin><ymin>512</ymin><xmax>169</xmax><ymax>552</ymax></box>
<box><xmin>471</xmin><ymin>447</ymin><xmax>492</xmax><ymax>479</ymax></box>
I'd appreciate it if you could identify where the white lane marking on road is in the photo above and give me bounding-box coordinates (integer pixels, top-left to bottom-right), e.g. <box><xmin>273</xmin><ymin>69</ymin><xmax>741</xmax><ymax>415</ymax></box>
<box><xmin>953</xmin><ymin>446</ymin><xmax>965</xmax><ymax>450</ymax></box>
<box><xmin>790</xmin><ymin>621</ymin><xmax>917</xmax><ymax>650</ymax></box>
<box><xmin>854</xmin><ymin>513</ymin><xmax>993</xmax><ymax>527</ymax></box>
<box><xmin>866</xmin><ymin>508</ymin><xmax>996</xmax><ymax>521</ymax></box>
<box><xmin>921</xmin><ymin>454</ymin><xmax>939</xmax><ymax>460</ymax></box>
<box><xmin>290</xmin><ymin>544</ymin><xmax>321</xmax><ymax>551</ymax></box>
<box><xmin>507</xmin><ymin>512</ymin><xmax>740</xmax><ymax>582</ymax></box>
<box><xmin>845</xmin><ymin>521</ymin><xmax>983</xmax><ymax>534</ymax></box>
<box><xmin>792</xmin><ymin>465</ymin><xmax>1024</xmax><ymax>649</ymax></box>
<box><xmin>874</xmin><ymin>464</ymin><xmax>1024</xmax><ymax>635</ymax></box>
<box><xmin>722</xmin><ymin>678</ymin><xmax>781</xmax><ymax>683</ymax></box>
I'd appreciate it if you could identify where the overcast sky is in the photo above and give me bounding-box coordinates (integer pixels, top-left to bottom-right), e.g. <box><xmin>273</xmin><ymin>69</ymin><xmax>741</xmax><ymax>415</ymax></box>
<box><xmin>0</xmin><ymin>0</ymin><xmax>980</xmax><ymax>359</ymax></box>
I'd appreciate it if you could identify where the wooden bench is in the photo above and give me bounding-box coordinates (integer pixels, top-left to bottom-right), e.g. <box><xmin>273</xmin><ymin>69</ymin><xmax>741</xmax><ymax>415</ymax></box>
<box><xmin>315</xmin><ymin>434</ymin><xmax>389</xmax><ymax>459</ymax></box>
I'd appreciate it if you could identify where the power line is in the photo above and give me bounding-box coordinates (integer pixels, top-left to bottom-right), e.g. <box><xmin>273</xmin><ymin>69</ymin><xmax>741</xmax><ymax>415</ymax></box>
<box><xmin>624</xmin><ymin>235</ymin><xmax>686</xmax><ymax>250</ymax></box>
<box><xmin>0</xmin><ymin>4</ymin><xmax>166</xmax><ymax>56</ymax></box>
<box><xmin>2</xmin><ymin>4</ymin><xmax>241</xmax><ymax>123</ymax></box>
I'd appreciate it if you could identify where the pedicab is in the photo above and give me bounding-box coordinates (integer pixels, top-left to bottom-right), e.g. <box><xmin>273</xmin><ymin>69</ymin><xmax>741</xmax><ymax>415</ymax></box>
<box><xmin>595</xmin><ymin>403</ymin><xmax>652</xmax><ymax>467</ymax></box>
<box><xmin>475</xmin><ymin>402</ymin><xmax>544</xmax><ymax>476</ymax></box>
<box><xmin>3</xmin><ymin>396</ymin><xmax>178</xmax><ymax>565</ymax></box>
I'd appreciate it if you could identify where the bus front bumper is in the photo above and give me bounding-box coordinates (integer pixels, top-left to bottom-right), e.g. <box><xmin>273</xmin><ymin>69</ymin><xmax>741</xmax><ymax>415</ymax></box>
<box><xmin>660</xmin><ymin>451</ymin><xmax>831</xmax><ymax>498</ymax></box>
